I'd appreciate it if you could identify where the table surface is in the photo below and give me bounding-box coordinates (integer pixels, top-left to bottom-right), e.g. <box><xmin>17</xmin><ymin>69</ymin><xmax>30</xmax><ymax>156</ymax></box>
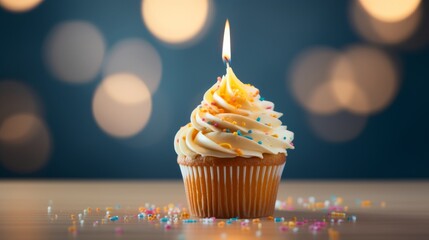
<box><xmin>0</xmin><ymin>180</ymin><xmax>428</xmax><ymax>240</ymax></box>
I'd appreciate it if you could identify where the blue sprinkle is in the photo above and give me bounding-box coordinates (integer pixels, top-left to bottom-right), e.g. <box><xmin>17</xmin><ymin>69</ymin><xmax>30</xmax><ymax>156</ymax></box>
<box><xmin>274</xmin><ymin>217</ymin><xmax>284</xmax><ymax>223</ymax></box>
<box><xmin>138</xmin><ymin>213</ymin><xmax>145</xmax><ymax>219</ymax></box>
<box><xmin>257</xmin><ymin>141</ymin><xmax>262</xmax><ymax>144</ymax></box>
<box><xmin>259</xmin><ymin>97</ymin><xmax>265</xmax><ymax>101</ymax></box>
<box><xmin>226</xmin><ymin>220</ymin><xmax>233</xmax><ymax>224</ymax></box>
<box><xmin>283</xmin><ymin>137</ymin><xmax>286</xmax><ymax>140</ymax></box>
<box><xmin>256</xmin><ymin>117</ymin><xmax>261</xmax><ymax>122</ymax></box>
<box><xmin>225</xmin><ymin>129</ymin><xmax>230</xmax><ymax>133</ymax></box>
<box><xmin>110</xmin><ymin>216</ymin><xmax>119</xmax><ymax>221</ymax></box>
<box><xmin>230</xmin><ymin>217</ymin><xmax>238</xmax><ymax>221</ymax></box>
<box><xmin>237</xmin><ymin>130</ymin><xmax>242</xmax><ymax>136</ymax></box>
<box><xmin>248</xmin><ymin>130</ymin><xmax>252</xmax><ymax>134</ymax></box>
<box><xmin>160</xmin><ymin>217</ymin><xmax>169</xmax><ymax>223</ymax></box>
<box><xmin>244</xmin><ymin>136</ymin><xmax>253</xmax><ymax>140</ymax></box>
<box><xmin>183</xmin><ymin>219</ymin><xmax>197</xmax><ymax>223</ymax></box>
<box><xmin>207</xmin><ymin>121</ymin><xmax>212</xmax><ymax>125</ymax></box>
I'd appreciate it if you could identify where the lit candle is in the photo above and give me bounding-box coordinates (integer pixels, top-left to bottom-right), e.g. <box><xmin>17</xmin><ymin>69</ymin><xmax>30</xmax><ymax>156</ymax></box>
<box><xmin>222</xmin><ymin>19</ymin><xmax>231</xmax><ymax>67</ymax></box>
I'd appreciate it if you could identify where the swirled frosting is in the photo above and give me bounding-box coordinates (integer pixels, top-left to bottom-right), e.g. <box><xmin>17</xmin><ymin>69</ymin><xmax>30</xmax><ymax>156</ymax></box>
<box><xmin>174</xmin><ymin>67</ymin><xmax>294</xmax><ymax>159</ymax></box>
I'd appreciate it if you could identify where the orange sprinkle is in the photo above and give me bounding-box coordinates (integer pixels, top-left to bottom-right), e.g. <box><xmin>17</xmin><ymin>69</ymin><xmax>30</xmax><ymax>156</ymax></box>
<box><xmin>219</xmin><ymin>143</ymin><xmax>232</xmax><ymax>149</ymax></box>
<box><xmin>272</xmin><ymin>134</ymin><xmax>278</xmax><ymax>138</ymax></box>
<box><xmin>252</xmin><ymin>218</ymin><xmax>260</xmax><ymax>223</ymax></box>
<box><xmin>235</xmin><ymin>148</ymin><xmax>243</xmax><ymax>156</ymax></box>
<box><xmin>266</xmin><ymin>123</ymin><xmax>272</xmax><ymax>127</ymax></box>
<box><xmin>328</xmin><ymin>228</ymin><xmax>340</xmax><ymax>240</ymax></box>
<box><xmin>267</xmin><ymin>216</ymin><xmax>274</xmax><ymax>221</ymax></box>
<box><xmin>361</xmin><ymin>200</ymin><xmax>372</xmax><ymax>208</ymax></box>
<box><xmin>217</xmin><ymin>221</ymin><xmax>225</xmax><ymax>227</ymax></box>
<box><xmin>187</xmin><ymin>123</ymin><xmax>192</xmax><ymax>127</ymax></box>
<box><xmin>232</xmin><ymin>121</ymin><xmax>237</xmax><ymax>125</ymax></box>
<box><xmin>68</xmin><ymin>226</ymin><xmax>77</xmax><ymax>233</ymax></box>
<box><xmin>233</xmin><ymin>132</ymin><xmax>238</xmax><ymax>136</ymax></box>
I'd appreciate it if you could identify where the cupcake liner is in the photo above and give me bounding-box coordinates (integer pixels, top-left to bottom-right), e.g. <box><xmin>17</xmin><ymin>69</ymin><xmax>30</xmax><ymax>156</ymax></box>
<box><xmin>179</xmin><ymin>163</ymin><xmax>285</xmax><ymax>218</ymax></box>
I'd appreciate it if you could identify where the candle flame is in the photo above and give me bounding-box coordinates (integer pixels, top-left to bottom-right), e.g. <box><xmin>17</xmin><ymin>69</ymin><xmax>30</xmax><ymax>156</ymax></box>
<box><xmin>222</xmin><ymin>19</ymin><xmax>231</xmax><ymax>63</ymax></box>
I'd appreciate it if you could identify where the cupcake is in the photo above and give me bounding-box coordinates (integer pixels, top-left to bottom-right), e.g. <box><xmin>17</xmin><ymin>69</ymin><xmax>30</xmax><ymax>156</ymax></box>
<box><xmin>174</xmin><ymin>66</ymin><xmax>294</xmax><ymax>218</ymax></box>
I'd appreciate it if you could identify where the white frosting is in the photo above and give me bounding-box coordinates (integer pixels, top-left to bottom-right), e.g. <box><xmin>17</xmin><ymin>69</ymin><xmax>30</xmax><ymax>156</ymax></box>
<box><xmin>174</xmin><ymin>67</ymin><xmax>294</xmax><ymax>159</ymax></box>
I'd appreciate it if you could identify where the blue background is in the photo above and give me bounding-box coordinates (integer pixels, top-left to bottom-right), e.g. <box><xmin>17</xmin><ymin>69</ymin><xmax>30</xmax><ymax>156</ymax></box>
<box><xmin>0</xmin><ymin>0</ymin><xmax>428</xmax><ymax>179</ymax></box>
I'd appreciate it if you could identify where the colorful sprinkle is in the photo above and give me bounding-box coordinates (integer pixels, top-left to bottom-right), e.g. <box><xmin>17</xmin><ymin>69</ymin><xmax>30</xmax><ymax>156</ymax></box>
<box><xmin>256</xmin><ymin>117</ymin><xmax>261</xmax><ymax>122</ymax></box>
<box><xmin>257</xmin><ymin>141</ymin><xmax>262</xmax><ymax>144</ymax></box>
<box><xmin>219</xmin><ymin>143</ymin><xmax>232</xmax><ymax>149</ymax></box>
<box><xmin>248</xmin><ymin>130</ymin><xmax>253</xmax><ymax>133</ymax></box>
<box><xmin>244</xmin><ymin>136</ymin><xmax>253</xmax><ymax>140</ymax></box>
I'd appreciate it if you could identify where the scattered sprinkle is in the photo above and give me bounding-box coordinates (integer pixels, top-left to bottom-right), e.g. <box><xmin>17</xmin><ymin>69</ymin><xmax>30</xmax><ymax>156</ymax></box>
<box><xmin>244</xmin><ymin>136</ymin><xmax>253</xmax><ymax>140</ymax></box>
<box><xmin>258</xmin><ymin>141</ymin><xmax>262</xmax><ymax>144</ymax></box>
<box><xmin>248</xmin><ymin>130</ymin><xmax>253</xmax><ymax>133</ymax></box>
<box><xmin>256</xmin><ymin>117</ymin><xmax>261</xmax><ymax>122</ymax></box>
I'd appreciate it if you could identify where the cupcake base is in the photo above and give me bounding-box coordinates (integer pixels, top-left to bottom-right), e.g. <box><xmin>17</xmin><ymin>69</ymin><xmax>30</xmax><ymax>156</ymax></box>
<box><xmin>178</xmin><ymin>154</ymin><xmax>286</xmax><ymax>218</ymax></box>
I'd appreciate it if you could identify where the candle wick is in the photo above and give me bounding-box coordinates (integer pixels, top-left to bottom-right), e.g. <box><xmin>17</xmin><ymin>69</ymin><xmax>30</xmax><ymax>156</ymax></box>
<box><xmin>224</xmin><ymin>56</ymin><xmax>230</xmax><ymax>68</ymax></box>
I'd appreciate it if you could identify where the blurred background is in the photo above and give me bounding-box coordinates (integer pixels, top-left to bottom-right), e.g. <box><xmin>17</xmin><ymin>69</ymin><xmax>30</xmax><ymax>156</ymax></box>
<box><xmin>0</xmin><ymin>0</ymin><xmax>428</xmax><ymax>179</ymax></box>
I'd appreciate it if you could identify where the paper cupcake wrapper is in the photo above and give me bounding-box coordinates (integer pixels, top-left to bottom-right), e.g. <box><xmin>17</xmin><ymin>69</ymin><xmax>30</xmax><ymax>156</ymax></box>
<box><xmin>179</xmin><ymin>163</ymin><xmax>285</xmax><ymax>218</ymax></box>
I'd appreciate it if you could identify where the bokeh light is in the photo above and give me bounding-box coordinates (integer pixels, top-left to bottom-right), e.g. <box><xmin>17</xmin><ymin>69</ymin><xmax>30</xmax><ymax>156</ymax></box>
<box><xmin>0</xmin><ymin>0</ymin><xmax>42</xmax><ymax>12</ymax></box>
<box><xmin>289</xmin><ymin>48</ymin><xmax>342</xmax><ymax>115</ymax></box>
<box><xmin>331</xmin><ymin>45</ymin><xmax>399</xmax><ymax>115</ymax></box>
<box><xmin>0</xmin><ymin>113</ymin><xmax>51</xmax><ymax>174</ymax></box>
<box><xmin>103</xmin><ymin>39</ymin><xmax>162</xmax><ymax>94</ymax></box>
<box><xmin>44</xmin><ymin>21</ymin><xmax>105</xmax><ymax>84</ymax></box>
<box><xmin>351</xmin><ymin>0</ymin><xmax>422</xmax><ymax>45</ymax></box>
<box><xmin>141</xmin><ymin>0</ymin><xmax>212</xmax><ymax>45</ymax></box>
<box><xmin>358</xmin><ymin>0</ymin><xmax>421</xmax><ymax>23</ymax></box>
<box><xmin>93</xmin><ymin>73</ymin><xmax>152</xmax><ymax>138</ymax></box>
<box><xmin>0</xmin><ymin>80</ymin><xmax>41</xmax><ymax>121</ymax></box>
<box><xmin>308</xmin><ymin>111</ymin><xmax>368</xmax><ymax>142</ymax></box>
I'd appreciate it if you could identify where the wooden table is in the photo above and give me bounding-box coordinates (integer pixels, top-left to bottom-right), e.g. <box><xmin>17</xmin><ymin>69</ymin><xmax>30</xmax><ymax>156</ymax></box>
<box><xmin>0</xmin><ymin>181</ymin><xmax>428</xmax><ymax>239</ymax></box>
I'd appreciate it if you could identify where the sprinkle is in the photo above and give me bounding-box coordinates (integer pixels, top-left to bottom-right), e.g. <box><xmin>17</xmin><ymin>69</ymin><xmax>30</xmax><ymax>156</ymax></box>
<box><xmin>226</xmin><ymin>220</ymin><xmax>233</xmax><ymax>225</ymax></box>
<box><xmin>110</xmin><ymin>216</ymin><xmax>119</xmax><ymax>222</ymax></box>
<box><xmin>274</xmin><ymin>217</ymin><xmax>285</xmax><ymax>223</ymax></box>
<box><xmin>272</xmin><ymin>134</ymin><xmax>278</xmax><ymax>138</ymax></box>
<box><xmin>361</xmin><ymin>200</ymin><xmax>372</xmax><ymax>207</ymax></box>
<box><xmin>235</xmin><ymin>149</ymin><xmax>243</xmax><ymax>156</ymax></box>
<box><xmin>230</xmin><ymin>217</ymin><xmax>239</xmax><ymax>221</ymax></box>
<box><xmin>266</xmin><ymin>123</ymin><xmax>272</xmax><ymax>126</ymax></box>
<box><xmin>233</xmin><ymin>132</ymin><xmax>238</xmax><ymax>136</ymax></box>
<box><xmin>279</xmin><ymin>226</ymin><xmax>288</xmax><ymax>232</ymax></box>
<box><xmin>237</xmin><ymin>130</ymin><xmax>242</xmax><ymax>136</ymax></box>
<box><xmin>266</xmin><ymin>106</ymin><xmax>272</xmax><ymax>109</ymax></box>
<box><xmin>259</xmin><ymin>97</ymin><xmax>265</xmax><ymax>101</ymax></box>
<box><xmin>219</xmin><ymin>143</ymin><xmax>232</xmax><ymax>149</ymax></box>
<box><xmin>164</xmin><ymin>224</ymin><xmax>172</xmax><ymax>230</ymax></box>
<box><xmin>183</xmin><ymin>219</ymin><xmax>197</xmax><ymax>223</ymax></box>
<box><xmin>252</xmin><ymin>218</ymin><xmax>260</xmax><ymax>223</ymax></box>
<box><xmin>218</xmin><ymin>221</ymin><xmax>225</xmax><ymax>227</ymax></box>
<box><xmin>160</xmin><ymin>217</ymin><xmax>169</xmax><ymax>223</ymax></box>
<box><xmin>248</xmin><ymin>130</ymin><xmax>252</xmax><ymax>133</ymax></box>
<box><xmin>244</xmin><ymin>136</ymin><xmax>253</xmax><ymax>140</ymax></box>
<box><xmin>138</xmin><ymin>213</ymin><xmax>145</xmax><ymax>219</ymax></box>
<box><xmin>68</xmin><ymin>226</ymin><xmax>77</xmax><ymax>233</ymax></box>
<box><xmin>202</xmin><ymin>118</ymin><xmax>206</xmax><ymax>122</ymax></box>
<box><xmin>232</xmin><ymin>121</ymin><xmax>237</xmax><ymax>125</ymax></box>
<box><xmin>256</xmin><ymin>117</ymin><xmax>261</xmax><ymax>122</ymax></box>
<box><xmin>115</xmin><ymin>227</ymin><xmax>124</xmax><ymax>235</ymax></box>
<box><xmin>225</xmin><ymin>129</ymin><xmax>231</xmax><ymax>133</ymax></box>
<box><xmin>283</xmin><ymin>137</ymin><xmax>286</xmax><ymax>140</ymax></box>
<box><xmin>257</xmin><ymin>141</ymin><xmax>262</xmax><ymax>144</ymax></box>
